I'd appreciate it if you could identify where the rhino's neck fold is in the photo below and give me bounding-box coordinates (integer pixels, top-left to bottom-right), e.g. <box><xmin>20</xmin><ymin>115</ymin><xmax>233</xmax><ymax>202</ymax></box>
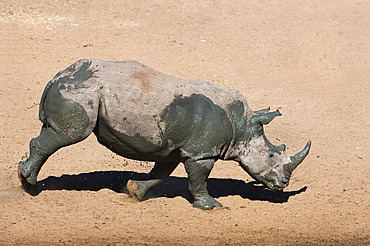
<box><xmin>223</xmin><ymin>100</ymin><xmax>252</xmax><ymax>160</ymax></box>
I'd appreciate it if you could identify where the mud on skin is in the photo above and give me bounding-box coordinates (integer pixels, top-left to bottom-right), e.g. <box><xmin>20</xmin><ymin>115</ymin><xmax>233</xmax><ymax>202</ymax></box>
<box><xmin>19</xmin><ymin>59</ymin><xmax>311</xmax><ymax>210</ymax></box>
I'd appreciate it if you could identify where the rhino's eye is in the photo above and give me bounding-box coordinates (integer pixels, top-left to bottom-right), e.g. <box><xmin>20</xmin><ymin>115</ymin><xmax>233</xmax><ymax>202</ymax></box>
<box><xmin>269</xmin><ymin>153</ymin><xmax>274</xmax><ymax>158</ymax></box>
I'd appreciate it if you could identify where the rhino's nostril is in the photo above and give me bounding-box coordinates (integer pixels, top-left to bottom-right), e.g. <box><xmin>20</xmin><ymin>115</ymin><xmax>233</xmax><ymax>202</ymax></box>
<box><xmin>282</xmin><ymin>178</ymin><xmax>289</xmax><ymax>184</ymax></box>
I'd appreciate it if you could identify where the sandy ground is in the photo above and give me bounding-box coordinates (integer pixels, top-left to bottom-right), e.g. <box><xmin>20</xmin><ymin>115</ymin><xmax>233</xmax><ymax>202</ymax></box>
<box><xmin>0</xmin><ymin>0</ymin><xmax>369</xmax><ymax>245</ymax></box>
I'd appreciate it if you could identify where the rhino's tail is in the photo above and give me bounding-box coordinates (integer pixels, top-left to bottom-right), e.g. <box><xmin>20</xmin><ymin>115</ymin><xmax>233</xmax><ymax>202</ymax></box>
<box><xmin>38</xmin><ymin>75</ymin><xmax>59</xmax><ymax>124</ymax></box>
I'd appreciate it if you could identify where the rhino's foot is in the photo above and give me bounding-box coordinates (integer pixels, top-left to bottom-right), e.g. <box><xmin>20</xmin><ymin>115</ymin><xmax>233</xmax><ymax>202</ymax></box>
<box><xmin>127</xmin><ymin>180</ymin><xmax>143</xmax><ymax>200</ymax></box>
<box><xmin>127</xmin><ymin>179</ymin><xmax>163</xmax><ymax>201</ymax></box>
<box><xmin>193</xmin><ymin>194</ymin><xmax>222</xmax><ymax>210</ymax></box>
<box><xmin>17</xmin><ymin>162</ymin><xmax>34</xmax><ymax>188</ymax></box>
<box><xmin>18</xmin><ymin>161</ymin><xmax>38</xmax><ymax>187</ymax></box>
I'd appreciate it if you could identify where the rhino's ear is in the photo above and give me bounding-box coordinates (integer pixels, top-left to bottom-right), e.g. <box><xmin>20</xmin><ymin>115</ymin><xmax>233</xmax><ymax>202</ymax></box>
<box><xmin>251</xmin><ymin>110</ymin><xmax>281</xmax><ymax>126</ymax></box>
<box><xmin>253</xmin><ymin>107</ymin><xmax>270</xmax><ymax>115</ymax></box>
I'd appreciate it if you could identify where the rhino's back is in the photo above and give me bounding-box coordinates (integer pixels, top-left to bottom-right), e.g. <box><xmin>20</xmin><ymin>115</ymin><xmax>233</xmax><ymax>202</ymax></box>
<box><xmin>55</xmin><ymin>59</ymin><xmax>251</xmax><ymax>147</ymax></box>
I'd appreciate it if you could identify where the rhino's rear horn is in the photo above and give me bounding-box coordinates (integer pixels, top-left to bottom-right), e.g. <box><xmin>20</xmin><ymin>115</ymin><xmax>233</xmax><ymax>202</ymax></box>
<box><xmin>278</xmin><ymin>144</ymin><xmax>286</xmax><ymax>152</ymax></box>
<box><xmin>287</xmin><ymin>140</ymin><xmax>312</xmax><ymax>173</ymax></box>
<box><xmin>251</xmin><ymin>110</ymin><xmax>281</xmax><ymax>126</ymax></box>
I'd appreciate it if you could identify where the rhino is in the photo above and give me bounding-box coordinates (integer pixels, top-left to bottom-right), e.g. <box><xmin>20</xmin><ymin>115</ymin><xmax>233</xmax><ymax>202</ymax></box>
<box><xmin>18</xmin><ymin>59</ymin><xmax>311</xmax><ymax>210</ymax></box>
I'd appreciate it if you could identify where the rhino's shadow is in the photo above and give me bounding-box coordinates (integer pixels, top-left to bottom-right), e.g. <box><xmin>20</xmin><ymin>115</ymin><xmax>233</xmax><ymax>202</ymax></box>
<box><xmin>23</xmin><ymin>171</ymin><xmax>307</xmax><ymax>204</ymax></box>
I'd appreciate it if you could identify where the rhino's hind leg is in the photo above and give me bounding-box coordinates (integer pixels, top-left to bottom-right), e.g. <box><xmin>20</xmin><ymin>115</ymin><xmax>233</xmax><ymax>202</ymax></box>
<box><xmin>19</xmin><ymin>91</ymin><xmax>96</xmax><ymax>187</ymax></box>
<box><xmin>17</xmin><ymin>163</ymin><xmax>32</xmax><ymax>189</ymax></box>
<box><xmin>184</xmin><ymin>159</ymin><xmax>222</xmax><ymax>210</ymax></box>
<box><xmin>18</xmin><ymin>125</ymin><xmax>74</xmax><ymax>186</ymax></box>
<box><xmin>127</xmin><ymin>161</ymin><xmax>179</xmax><ymax>201</ymax></box>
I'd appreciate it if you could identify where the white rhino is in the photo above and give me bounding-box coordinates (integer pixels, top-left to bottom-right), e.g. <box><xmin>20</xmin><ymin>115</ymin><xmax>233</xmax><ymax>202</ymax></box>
<box><xmin>19</xmin><ymin>59</ymin><xmax>311</xmax><ymax>209</ymax></box>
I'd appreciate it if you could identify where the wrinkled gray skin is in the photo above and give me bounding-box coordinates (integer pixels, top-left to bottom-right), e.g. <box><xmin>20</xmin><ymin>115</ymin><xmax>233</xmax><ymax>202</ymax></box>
<box><xmin>19</xmin><ymin>59</ymin><xmax>311</xmax><ymax>210</ymax></box>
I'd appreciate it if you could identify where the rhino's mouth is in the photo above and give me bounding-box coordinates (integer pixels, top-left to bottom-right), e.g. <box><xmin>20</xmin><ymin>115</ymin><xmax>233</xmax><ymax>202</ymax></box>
<box><xmin>264</xmin><ymin>181</ymin><xmax>286</xmax><ymax>191</ymax></box>
<box><xmin>241</xmin><ymin>163</ymin><xmax>289</xmax><ymax>191</ymax></box>
<box><xmin>252</xmin><ymin>177</ymin><xmax>286</xmax><ymax>191</ymax></box>
<box><xmin>261</xmin><ymin>176</ymin><xmax>289</xmax><ymax>191</ymax></box>
<box><xmin>259</xmin><ymin>170</ymin><xmax>289</xmax><ymax>191</ymax></box>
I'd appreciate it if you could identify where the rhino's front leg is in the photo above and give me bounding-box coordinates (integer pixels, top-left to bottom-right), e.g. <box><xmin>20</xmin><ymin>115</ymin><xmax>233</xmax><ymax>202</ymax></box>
<box><xmin>127</xmin><ymin>161</ymin><xmax>179</xmax><ymax>200</ymax></box>
<box><xmin>184</xmin><ymin>159</ymin><xmax>222</xmax><ymax>210</ymax></box>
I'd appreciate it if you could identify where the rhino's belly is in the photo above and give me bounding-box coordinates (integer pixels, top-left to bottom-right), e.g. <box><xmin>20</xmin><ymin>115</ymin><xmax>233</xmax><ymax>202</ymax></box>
<box><xmin>93</xmin><ymin>117</ymin><xmax>181</xmax><ymax>162</ymax></box>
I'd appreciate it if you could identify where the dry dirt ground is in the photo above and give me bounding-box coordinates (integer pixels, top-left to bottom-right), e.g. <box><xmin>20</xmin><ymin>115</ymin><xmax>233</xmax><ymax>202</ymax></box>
<box><xmin>0</xmin><ymin>0</ymin><xmax>369</xmax><ymax>245</ymax></box>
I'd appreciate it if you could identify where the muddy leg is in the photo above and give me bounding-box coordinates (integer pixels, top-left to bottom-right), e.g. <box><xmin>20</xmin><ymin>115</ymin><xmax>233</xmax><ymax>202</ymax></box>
<box><xmin>19</xmin><ymin>92</ymin><xmax>94</xmax><ymax>186</ymax></box>
<box><xmin>127</xmin><ymin>161</ymin><xmax>179</xmax><ymax>200</ymax></box>
<box><xmin>18</xmin><ymin>125</ymin><xmax>73</xmax><ymax>187</ymax></box>
<box><xmin>184</xmin><ymin>159</ymin><xmax>222</xmax><ymax>210</ymax></box>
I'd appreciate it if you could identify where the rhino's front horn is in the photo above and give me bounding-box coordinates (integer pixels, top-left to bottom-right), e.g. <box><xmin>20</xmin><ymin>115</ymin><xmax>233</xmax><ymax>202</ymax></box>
<box><xmin>286</xmin><ymin>140</ymin><xmax>312</xmax><ymax>173</ymax></box>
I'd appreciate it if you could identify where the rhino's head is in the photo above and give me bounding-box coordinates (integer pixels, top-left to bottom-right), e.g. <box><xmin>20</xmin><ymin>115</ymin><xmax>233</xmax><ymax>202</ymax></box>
<box><xmin>235</xmin><ymin>109</ymin><xmax>311</xmax><ymax>190</ymax></box>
